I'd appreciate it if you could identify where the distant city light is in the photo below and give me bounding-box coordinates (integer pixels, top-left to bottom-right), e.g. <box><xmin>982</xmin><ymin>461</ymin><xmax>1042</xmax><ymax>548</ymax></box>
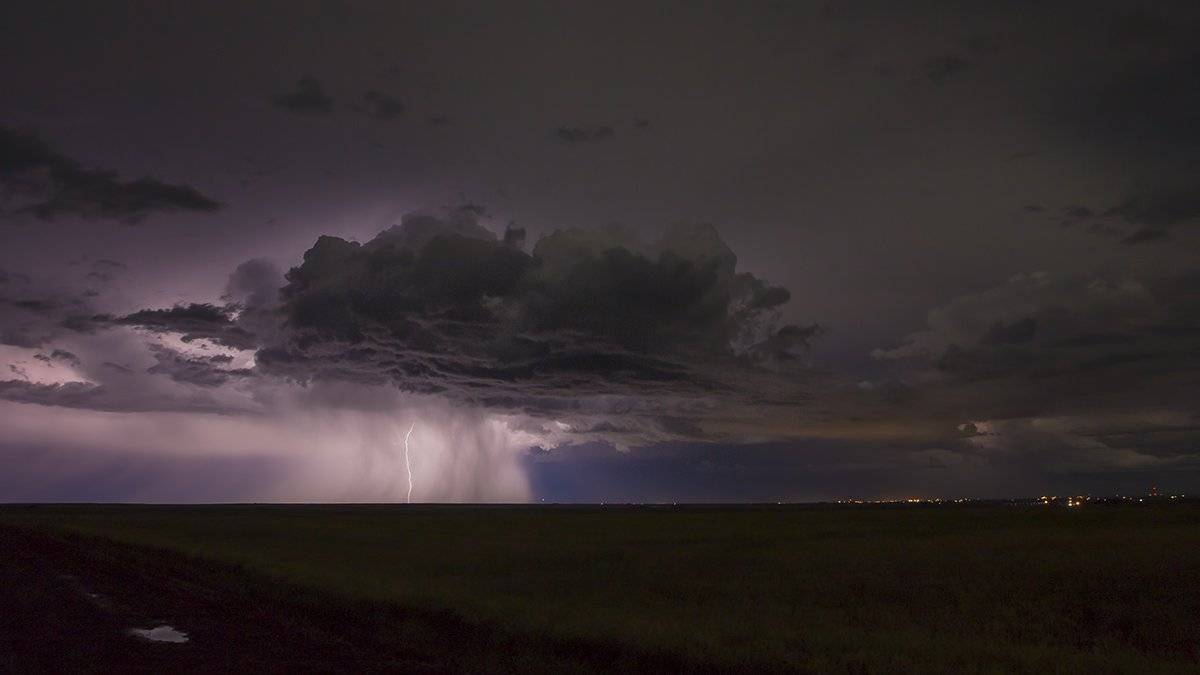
<box><xmin>834</xmin><ymin>488</ymin><xmax>1188</xmax><ymax>507</ymax></box>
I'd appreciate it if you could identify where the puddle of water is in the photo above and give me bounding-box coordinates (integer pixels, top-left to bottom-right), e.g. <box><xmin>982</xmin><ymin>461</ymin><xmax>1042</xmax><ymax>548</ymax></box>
<box><xmin>128</xmin><ymin>625</ymin><xmax>189</xmax><ymax>643</ymax></box>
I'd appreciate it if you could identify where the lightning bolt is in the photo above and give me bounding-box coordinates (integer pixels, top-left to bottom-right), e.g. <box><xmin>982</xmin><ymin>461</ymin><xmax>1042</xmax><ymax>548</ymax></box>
<box><xmin>403</xmin><ymin>421</ymin><xmax>416</xmax><ymax>504</ymax></box>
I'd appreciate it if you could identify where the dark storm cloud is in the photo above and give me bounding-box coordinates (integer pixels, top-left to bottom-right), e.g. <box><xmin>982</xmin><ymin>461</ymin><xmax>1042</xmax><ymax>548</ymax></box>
<box><xmin>875</xmin><ymin>269</ymin><xmax>1200</xmax><ymax>426</ymax></box>
<box><xmin>60</xmin><ymin>313</ymin><xmax>108</xmax><ymax>335</ymax></box>
<box><xmin>0</xmin><ymin>294</ymin><xmax>258</xmax><ymax>415</ymax></box>
<box><xmin>352</xmin><ymin>90</ymin><xmax>404</xmax><ymax>120</ymax></box>
<box><xmin>0</xmin><ymin>214</ymin><xmax>812</xmax><ymax>442</ymax></box>
<box><xmin>0</xmin><ymin>126</ymin><xmax>220</xmax><ymax>222</ymax></box>
<box><xmin>272</xmin><ymin>76</ymin><xmax>335</xmax><ymax>114</ymax></box>
<box><xmin>502</xmin><ymin>224</ymin><xmax>526</xmax><ymax>249</ymax></box>
<box><xmin>555</xmin><ymin>126</ymin><xmax>615</xmax><ymax>143</ymax></box>
<box><xmin>922</xmin><ymin>55</ymin><xmax>971</xmax><ymax>84</ymax></box>
<box><xmin>85</xmin><ymin>259</ymin><xmax>128</xmax><ymax>283</ymax></box>
<box><xmin>223</xmin><ymin>258</ymin><xmax>282</xmax><ymax>309</ymax></box>
<box><xmin>34</xmin><ymin>349</ymin><xmax>81</xmax><ymax>368</ymax></box>
<box><xmin>1060</xmin><ymin>0</ymin><xmax>1200</xmax><ymax>161</ymax></box>
<box><xmin>146</xmin><ymin>344</ymin><xmax>253</xmax><ymax>388</ymax></box>
<box><xmin>979</xmin><ymin>317</ymin><xmax>1037</xmax><ymax>346</ymax></box>
<box><xmin>1120</xmin><ymin>227</ymin><xmax>1170</xmax><ymax>245</ymax></box>
<box><xmin>116</xmin><ymin>303</ymin><xmax>257</xmax><ymax>350</ymax></box>
<box><xmin>0</xmin><ymin>285</ymin><xmax>94</xmax><ymax>348</ymax></box>
<box><xmin>0</xmin><ymin>267</ymin><xmax>264</xmax><ymax>414</ymax></box>
<box><xmin>852</xmin><ymin>267</ymin><xmax>1200</xmax><ymax>479</ymax></box>
<box><xmin>452</xmin><ymin>202</ymin><xmax>488</xmax><ymax>218</ymax></box>
<box><xmin>0</xmin><ymin>269</ymin><xmax>30</xmax><ymax>285</ymax></box>
<box><xmin>252</xmin><ymin>212</ymin><xmax>813</xmax><ymax>441</ymax></box>
<box><xmin>1106</xmin><ymin>8</ymin><xmax>1172</xmax><ymax>49</ymax></box>
<box><xmin>1043</xmin><ymin>185</ymin><xmax>1200</xmax><ymax>245</ymax></box>
<box><xmin>11</xmin><ymin>299</ymin><xmax>58</xmax><ymax>313</ymax></box>
<box><xmin>0</xmin><ymin>380</ymin><xmax>100</xmax><ymax>408</ymax></box>
<box><xmin>1106</xmin><ymin>186</ymin><xmax>1200</xmax><ymax>230</ymax></box>
<box><xmin>0</xmin><ymin>206</ymin><xmax>824</xmax><ymax>443</ymax></box>
<box><xmin>1083</xmin><ymin>53</ymin><xmax>1200</xmax><ymax>152</ymax></box>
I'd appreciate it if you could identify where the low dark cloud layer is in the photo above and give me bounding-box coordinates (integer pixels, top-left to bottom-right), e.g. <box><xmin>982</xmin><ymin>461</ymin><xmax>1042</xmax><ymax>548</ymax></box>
<box><xmin>146</xmin><ymin>344</ymin><xmax>253</xmax><ymax>388</ymax></box>
<box><xmin>555</xmin><ymin>126</ymin><xmax>615</xmax><ymax>143</ymax></box>
<box><xmin>116</xmin><ymin>303</ymin><xmax>257</xmax><ymax>350</ymax></box>
<box><xmin>0</xmin><ymin>126</ymin><xmax>220</xmax><ymax>222</ymax></box>
<box><xmin>0</xmin><ymin>281</ymin><xmax>95</xmax><ymax>349</ymax></box>
<box><xmin>35</xmin><ymin>349</ymin><xmax>80</xmax><ymax>367</ymax></box>
<box><xmin>1037</xmin><ymin>184</ymin><xmax>1200</xmax><ymax>245</ymax></box>
<box><xmin>1073</xmin><ymin>51</ymin><xmax>1200</xmax><ymax>157</ymax></box>
<box><xmin>876</xmin><ymin>270</ymin><xmax>1200</xmax><ymax>402</ymax></box>
<box><xmin>353</xmin><ymin>90</ymin><xmax>404</xmax><ymax>120</ymax></box>
<box><xmin>868</xmin><ymin>269</ymin><xmax>1200</xmax><ymax>472</ymax></box>
<box><xmin>0</xmin><ymin>380</ymin><xmax>101</xmax><ymax>409</ymax></box>
<box><xmin>923</xmin><ymin>55</ymin><xmax>971</xmax><ymax>84</ymax></box>
<box><xmin>272</xmin><ymin>76</ymin><xmax>335</xmax><ymax>114</ymax></box>
<box><xmin>1107</xmin><ymin>186</ymin><xmax>1200</xmax><ymax>239</ymax></box>
<box><xmin>85</xmin><ymin>259</ymin><xmax>128</xmax><ymax>283</ymax></box>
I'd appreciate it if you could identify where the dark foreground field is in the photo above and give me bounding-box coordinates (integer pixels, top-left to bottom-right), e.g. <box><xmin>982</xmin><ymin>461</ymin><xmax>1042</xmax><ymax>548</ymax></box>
<box><xmin>2</xmin><ymin>504</ymin><xmax>1199</xmax><ymax>673</ymax></box>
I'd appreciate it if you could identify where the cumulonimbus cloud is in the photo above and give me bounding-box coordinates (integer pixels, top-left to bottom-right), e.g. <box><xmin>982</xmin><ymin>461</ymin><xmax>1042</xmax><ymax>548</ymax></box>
<box><xmin>1</xmin><ymin>210</ymin><xmax>821</xmax><ymax>448</ymax></box>
<box><xmin>252</xmin><ymin>212</ymin><xmax>818</xmax><ymax>445</ymax></box>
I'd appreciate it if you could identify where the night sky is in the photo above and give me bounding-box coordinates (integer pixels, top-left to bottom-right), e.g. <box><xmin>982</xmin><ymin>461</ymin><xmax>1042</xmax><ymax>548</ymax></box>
<box><xmin>3</xmin><ymin>1</ymin><xmax>1199</xmax><ymax>502</ymax></box>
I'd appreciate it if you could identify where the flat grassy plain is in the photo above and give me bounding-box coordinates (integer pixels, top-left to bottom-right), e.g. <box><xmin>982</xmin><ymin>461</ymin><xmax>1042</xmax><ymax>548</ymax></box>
<box><xmin>3</xmin><ymin>503</ymin><xmax>1199</xmax><ymax>672</ymax></box>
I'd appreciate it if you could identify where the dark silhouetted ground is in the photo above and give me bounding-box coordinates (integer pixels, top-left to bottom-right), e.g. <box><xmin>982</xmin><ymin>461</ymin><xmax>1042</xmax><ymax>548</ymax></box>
<box><xmin>3</xmin><ymin>504</ymin><xmax>1199</xmax><ymax>672</ymax></box>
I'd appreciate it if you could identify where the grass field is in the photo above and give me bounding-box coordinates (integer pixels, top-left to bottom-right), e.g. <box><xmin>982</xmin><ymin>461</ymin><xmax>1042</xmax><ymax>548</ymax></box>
<box><xmin>3</xmin><ymin>503</ymin><xmax>1199</xmax><ymax>672</ymax></box>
